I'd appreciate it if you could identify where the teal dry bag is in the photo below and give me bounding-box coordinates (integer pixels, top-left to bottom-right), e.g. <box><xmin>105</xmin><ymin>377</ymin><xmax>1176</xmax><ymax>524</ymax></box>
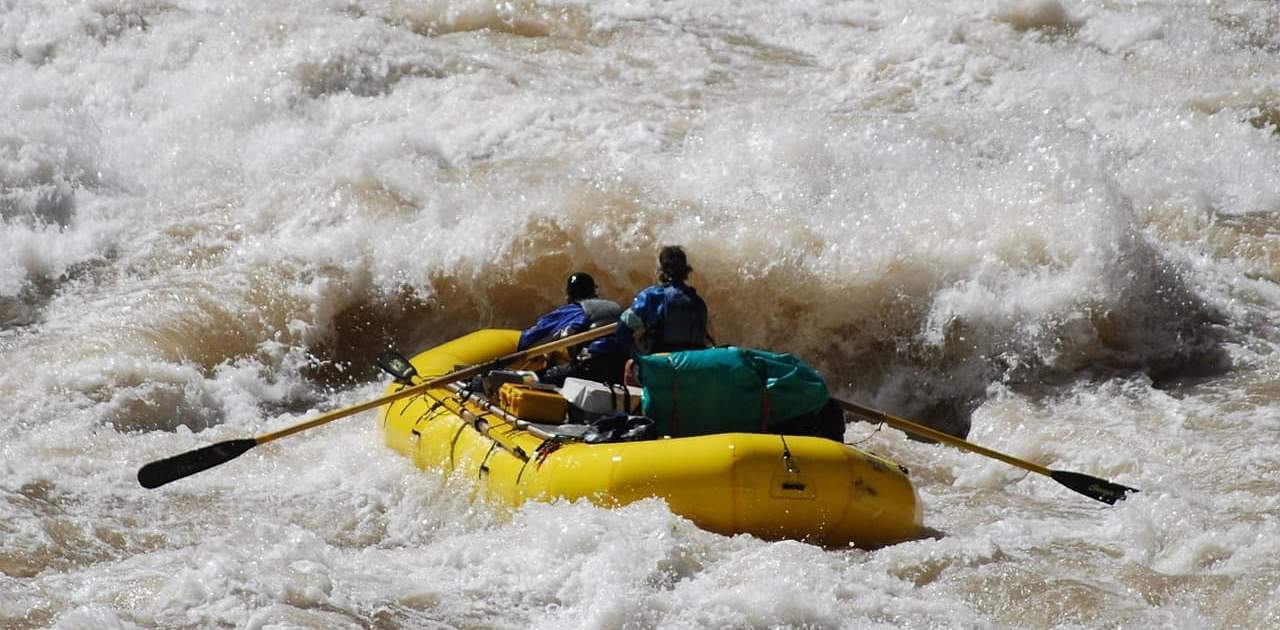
<box><xmin>637</xmin><ymin>347</ymin><xmax>829</xmax><ymax>437</ymax></box>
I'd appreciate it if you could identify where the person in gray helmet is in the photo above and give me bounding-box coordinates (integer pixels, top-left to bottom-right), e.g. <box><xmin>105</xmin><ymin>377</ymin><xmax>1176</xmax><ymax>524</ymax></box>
<box><xmin>518</xmin><ymin>272</ymin><xmax>625</xmax><ymax>383</ymax></box>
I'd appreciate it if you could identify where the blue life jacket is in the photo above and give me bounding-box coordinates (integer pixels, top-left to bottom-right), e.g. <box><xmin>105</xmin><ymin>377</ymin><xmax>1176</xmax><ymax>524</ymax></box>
<box><xmin>518</xmin><ymin>299</ymin><xmax>623</xmax><ymax>352</ymax></box>
<box><xmin>651</xmin><ymin>284</ymin><xmax>707</xmax><ymax>352</ymax></box>
<box><xmin>518</xmin><ymin>303</ymin><xmax>588</xmax><ymax>351</ymax></box>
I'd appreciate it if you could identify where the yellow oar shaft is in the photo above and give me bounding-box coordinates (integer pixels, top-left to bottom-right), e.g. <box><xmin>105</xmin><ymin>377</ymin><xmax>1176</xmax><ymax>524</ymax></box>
<box><xmin>835</xmin><ymin>399</ymin><xmax>1053</xmax><ymax>477</ymax></box>
<box><xmin>139</xmin><ymin>324</ymin><xmax>618</xmax><ymax>489</ymax></box>
<box><xmin>836</xmin><ymin>398</ymin><xmax>1138</xmax><ymax>504</ymax></box>
<box><xmin>255</xmin><ymin>395</ymin><xmax>406</xmax><ymax>444</ymax></box>
<box><xmin>255</xmin><ymin>323</ymin><xmax>617</xmax><ymax>444</ymax></box>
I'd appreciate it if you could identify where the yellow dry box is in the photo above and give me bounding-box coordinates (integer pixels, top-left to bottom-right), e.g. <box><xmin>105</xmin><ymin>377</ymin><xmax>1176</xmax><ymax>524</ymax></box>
<box><xmin>498</xmin><ymin>383</ymin><xmax>568</xmax><ymax>424</ymax></box>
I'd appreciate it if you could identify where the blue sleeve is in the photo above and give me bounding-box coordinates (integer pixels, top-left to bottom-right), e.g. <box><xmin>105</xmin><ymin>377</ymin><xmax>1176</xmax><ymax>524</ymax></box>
<box><xmin>518</xmin><ymin>304</ymin><xmax>588</xmax><ymax>351</ymax></box>
<box><xmin>615</xmin><ymin>285</ymin><xmax>663</xmax><ymax>353</ymax></box>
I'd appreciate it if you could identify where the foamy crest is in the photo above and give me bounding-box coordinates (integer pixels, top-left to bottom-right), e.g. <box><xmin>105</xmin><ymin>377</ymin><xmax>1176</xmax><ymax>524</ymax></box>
<box><xmin>992</xmin><ymin>0</ymin><xmax>1073</xmax><ymax>32</ymax></box>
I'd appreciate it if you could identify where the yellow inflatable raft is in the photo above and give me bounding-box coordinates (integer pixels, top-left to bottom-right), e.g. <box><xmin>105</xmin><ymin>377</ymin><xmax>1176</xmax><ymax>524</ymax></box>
<box><xmin>379</xmin><ymin>329</ymin><xmax>923</xmax><ymax>547</ymax></box>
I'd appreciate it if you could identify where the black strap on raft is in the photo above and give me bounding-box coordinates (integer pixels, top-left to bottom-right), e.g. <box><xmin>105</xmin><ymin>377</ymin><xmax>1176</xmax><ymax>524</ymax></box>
<box><xmin>605</xmin><ymin>382</ymin><xmax>633</xmax><ymax>415</ymax></box>
<box><xmin>780</xmin><ymin>435</ymin><xmax>797</xmax><ymax>474</ymax></box>
<box><xmin>388</xmin><ymin>383</ymin><xmax>430</xmax><ymax>420</ymax></box>
<box><xmin>533</xmin><ymin>440</ymin><xmax>563</xmax><ymax>468</ymax></box>
<box><xmin>447</xmin><ymin>423</ymin><xmax>467</xmax><ymax>470</ymax></box>
<box><xmin>410</xmin><ymin>400</ymin><xmax>447</xmax><ymax>439</ymax></box>
<box><xmin>423</xmin><ymin>399</ymin><xmax>445</xmax><ymax>419</ymax></box>
<box><xmin>668</xmin><ymin>354</ymin><xmax>681</xmax><ymax>437</ymax></box>
<box><xmin>515</xmin><ymin>456</ymin><xmax>531</xmax><ymax>485</ymax></box>
<box><xmin>478</xmin><ymin>441</ymin><xmax>499</xmax><ymax>479</ymax></box>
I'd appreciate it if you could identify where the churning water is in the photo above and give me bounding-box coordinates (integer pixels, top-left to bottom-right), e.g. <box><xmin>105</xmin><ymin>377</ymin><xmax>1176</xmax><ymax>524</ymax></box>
<box><xmin>3</xmin><ymin>0</ymin><xmax>1279</xmax><ymax>627</ymax></box>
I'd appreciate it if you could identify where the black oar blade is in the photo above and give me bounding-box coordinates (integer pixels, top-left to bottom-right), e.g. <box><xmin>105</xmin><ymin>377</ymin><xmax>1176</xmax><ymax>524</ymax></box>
<box><xmin>376</xmin><ymin>350</ymin><xmax>418</xmax><ymax>385</ymax></box>
<box><xmin>137</xmin><ymin>438</ymin><xmax>258</xmax><ymax>489</ymax></box>
<box><xmin>1049</xmin><ymin>470</ymin><xmax>1139</xmax><ymax>505</ymax></box>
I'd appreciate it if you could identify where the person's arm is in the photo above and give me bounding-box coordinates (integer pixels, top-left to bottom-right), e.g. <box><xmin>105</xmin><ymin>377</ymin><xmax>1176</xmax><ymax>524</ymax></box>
<box><xmin>616</xmin><ymin>286</ymin><xmax>660</xmax><ymax>353</ymax></box>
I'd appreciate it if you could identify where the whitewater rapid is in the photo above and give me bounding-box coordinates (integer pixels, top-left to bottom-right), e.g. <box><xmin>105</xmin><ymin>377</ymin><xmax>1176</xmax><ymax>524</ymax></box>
<box><xmin>3</xmin><ymin>0</ymin><xmax>1280</xmax><ymax>627</ymax></box>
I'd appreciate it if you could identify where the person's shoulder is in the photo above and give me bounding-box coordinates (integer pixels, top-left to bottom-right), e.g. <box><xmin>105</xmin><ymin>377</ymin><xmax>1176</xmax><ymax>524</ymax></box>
<box><xmin>665</xmin><ymin>281</ymin><xmax>699</xmax><ymax>297</ymax></box>
<box><xmin>535</xmin><ymin>302</ymin><xmax>583</xmax><ymax>321</ymax></box>
<box><xmin>633</xmin><ymin>284</ymin><xmax>665</xmax><ymax>300</ymax></box>
<box><xmin>554</xmin><ymin>302</ymin><xmax>586</xmax><ymax>313</ymax></box>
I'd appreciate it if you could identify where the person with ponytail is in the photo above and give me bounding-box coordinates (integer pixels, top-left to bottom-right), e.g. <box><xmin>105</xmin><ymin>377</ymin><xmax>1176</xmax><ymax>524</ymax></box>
<box><xmin>617</xmin><ymin>246</ymin><xmax>711</xmax><ymax>356</ymax></box>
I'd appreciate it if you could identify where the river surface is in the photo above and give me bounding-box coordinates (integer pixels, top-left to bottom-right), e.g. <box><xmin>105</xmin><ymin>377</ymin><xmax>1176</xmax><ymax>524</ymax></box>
<box><xmin>3</xmin><ymin>0</ymin><xmax>1280</xmax><ymax>628</ymax></box>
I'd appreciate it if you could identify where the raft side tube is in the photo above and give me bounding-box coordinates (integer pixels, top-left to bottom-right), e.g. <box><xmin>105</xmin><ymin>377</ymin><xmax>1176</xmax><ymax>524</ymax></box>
<box><xmin>378</xmin><ymin>329</ymin><xmax>923</xmax><ymax>547</ymax></box>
